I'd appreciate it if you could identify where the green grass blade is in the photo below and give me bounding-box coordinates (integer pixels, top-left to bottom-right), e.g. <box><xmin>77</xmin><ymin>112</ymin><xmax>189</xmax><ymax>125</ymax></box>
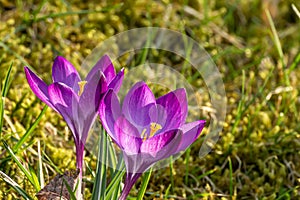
<box><xmin>228</xmin><ymin>156</ymin><xmax>233</xmax><ymax>198</ymax></box>
<box><xmin>184</xmin><ymin>147</ymin><xmax>191</xmax><ymax>185</ymax></box>
<box><xmin>181</xmin><ymin>31</ymin><xmax>193</xmax><ymax>73</ymax></box>
<box><xmin>1</xmin><ymin>61</ymin><xmax>13</xmax><ymax>97</ymax></box>
<box><xmin>111</xmin><ymin>181</ymin><xmax>121</xmax><ymax>200</ymax></box>
<box><xmin>137</xmin><ymin>168</ymin><xmax>153</xmax><ymax>200</ymax></box>
<box><xmin>2</xmin><ymin>140</ymin><xmax>38</xmax><ymax>191</ymax></box>
<box><xmin>0</xmin><ymin>170</ymin><xmax>33</xmax><ymax>200</ymax></box>
<box><xmin>265</xmin><ymin>9</ymin><xmax>284</xmax><ymax>62</ymax></box>
<box><xmin>136</xmin><ymin>27</ymin><xmax>157</xmax><ymax>65</ymax></box>
<box><xmin>197</xmin><ymin>168</ymin><xmax>217</xmax><ymax>180</ymax></box>
<box><xmin>277</xmin><ymin>186</ymin><xmax>299</xmax><ymax>200</ymax></box>
<box><xmin>169</xmin><ymin>156</ymin><xmax>174</xmax><ymax>193</ymax></box>
<box><xmin>91</xmin><ymin>127</ymin><xmax>107</xmax><ymax>200</ymax></box>
<box><xmin>164</xmin><ymin>184</ymin><xmax>172</xmax><ymax>200</ymax></box>
<box><xmin>265</xmin><ymin>9</ymin><xmax>289</xmax><ymax>86</ymax></box>
<box><xmin>0</xmin><ymin>96</ymin><xmax>3</xmax><ymax>136</ymax></box>
<box><xmin>287</xmin><ymin>52</ymin><xmax>300</xmax><ymax>75</ymax></box>
<box><xmin>105</xmin><ymin>170</ymin><xmax>125</xmax><ymax>199</ymax></box>
<box><xmin>232</xmin><ymin>70</ymin><xmax>245</xmax><ymax>134</ymax></box>
<box><xmin>107</xmin><ymin>136</ymin><xmax>120</xmax><ymax>198</ymax></box>
<box><xmin>0</xmin><ymin>95</ymin><xmax>3</xmax><ymax>138</ymax></box>
<box><xmin>31</xmin><ymin>0</ymin><xmax>48</xmax><ymax>20</ymax></box>
<box><xmin>63</xmin><ymin>179</ymin><xmax>77</xmax><ymax>200</ymax></box>
<box><xmin>42</xmin><ymin>152</ymin><xmax>62</xmax><ymax>174</ymax></box>
<box><xmin>105</xmin><ymin>161</ymin><xmax>125</xmax><ymax>199</ymax></box>
<box><xmin>29</xmin><ymin>165</ymin><xmax>41</xmax><ymax>191</ymax></box>
<box><xmin>242</xmin><ymin>64</ymin><xmax>274</xmax><ymax>115</ymax></box>
<box><xmin>107</xmin><ymin>137</ymin><xmax>117</xmax><ymax>171</ymax></box>
<box><xmin>0</xmin><ymin>62</ymin><xmax>13</xmax><ymax>135</ymax></box>
<box><xmin>13</xmin><ymin>106</ymin><xmax>48</xmax><ymax>152</ymax></box>
<box><xmin>85</xmin><ymin>160</ymin><xmax>95</xmax><ymax>179</ymax></box>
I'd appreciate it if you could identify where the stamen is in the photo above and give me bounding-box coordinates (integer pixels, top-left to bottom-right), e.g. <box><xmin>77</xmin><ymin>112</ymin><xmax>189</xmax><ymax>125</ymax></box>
<box><xmin>150</xmin><ymin>122</ymin><xmax>162</xmax><ymax>137</ymax></box>
<box><xmin>78</xmin><ymin>81</ymin><xmax>87</xmax><ymax>96</ymax></box>
<box><xmin>141</xmin><ymin>129</ymin><xmax>147</xmax><ymax>141</ymax></box>
<box><xmin>141</xmin><ymin>123</ymin><xmax>162</xmax><ymax>142</ymax></box>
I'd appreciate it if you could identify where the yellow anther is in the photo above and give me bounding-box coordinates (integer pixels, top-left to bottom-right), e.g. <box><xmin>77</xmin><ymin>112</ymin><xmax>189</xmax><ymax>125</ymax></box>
<box><xmin>141</xmin><ymin>129</ymin><xmax>147</xmax><ymax>141</ymax></box>
<box><xmin>78</xmin><ymin>81</ymin><xmax>87</xmax><ymax>96</ymax></box>
<box><xmin>149</xmin><ymin>123</ymin><xmax>162</xmax><ymax>137</ymax></box>
<box><xmin>140</xmin><ymin>123</ymin><xmax>162</xmax><ymax>141</ymax></box>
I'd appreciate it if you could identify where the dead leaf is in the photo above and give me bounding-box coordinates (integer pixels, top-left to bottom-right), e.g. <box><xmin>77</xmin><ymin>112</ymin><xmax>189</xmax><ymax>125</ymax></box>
<box><xmin>36</xmin><ymin>169</ymin><xmax>79</xmax><ymax>200</ymax></box>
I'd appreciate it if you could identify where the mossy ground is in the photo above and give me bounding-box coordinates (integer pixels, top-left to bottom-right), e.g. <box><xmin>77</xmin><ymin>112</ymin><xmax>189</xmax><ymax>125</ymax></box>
<box><xmin>0</xmin><ymin>0</ymin><xmax>299</xmax><ymax>199</ymax></box>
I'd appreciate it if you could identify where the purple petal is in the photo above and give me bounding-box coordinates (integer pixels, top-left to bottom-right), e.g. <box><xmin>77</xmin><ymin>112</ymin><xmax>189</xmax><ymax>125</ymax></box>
<box><xmin>48</xmin><ymin>82</ymin><xmax>79</xmax><ymax>107</ymax></box>
<box><xmin>176</xmin><ymin>120</ymin><xmax>206</xmax><ymax>153</ymax></box>
<box><xmin>123</xmin><ymin>154</ymin><xmax>157</xmax><ymax>174</ymax></box>
<box><xmin>114</xmin><ymin>116</ymin><xmax>142</xmax><ymax>154</ymax></box>
<box><xmin>80</xmin><ymin>113</ymin><xmax>98</xmax><ymax>145</ymax></box>
<box><xmin>79</xmin><ymin>71</ymin><xmax>107</xmax><ymax>144</ymax></box>
<box><xmin>150</xmin><ymin>129</ymin><xmax>183</xmax><ymax>162</ymax></box>
<box><xmin>79</xmin><ymin>71</ymin><xmax>107</xmax><ymax>115</ymax></box>
<box><xmin>48</xmin><ymin>82</ymin><xmax>80</xmax><ymax>143</ymax></box>
<box><xmin>140</xmin><ymin>129</ymin><xmax>180</xmax><ymax>157</ymax></box>
<box><xmin>120</xmin><ymin>172</ymin><xmax>142</xmax><ymax>200</ymax></box>
<box><xmin>135</xmin><ymin>103</ymin><xmax>157</xmax><ymax>134</ymax></box>
<box><xmin>52</xmin><ymin>56</ymin><xmax>81</xmax><ymax>92</ymax></box>
<box><xmin>150</xmin><ymin>104</ymin><xmax>166</xmax><ymax>131</ymax></box>
<box><xmin>99</xmin><ymin>90</ymin><xmax>122</xmax><ymax>142</ymax></box>
<box><xmin>123</xmin><ymin>129</ymin><xmax>183</xmax><ymax>174</ymax></box>
<box><xmin>24</xmin><ymin>67</ymin><xmax>57</xmax><ymax>112</ymax></box>
<box><xmin>122</xmin><ymin>82</ymin><xmax>156</xmax><ymax>127</ymax></box>
<box><xmin>108</xmin><ymin>68</ymin><xmax>124</xmax><ymax>92</ymax></box>
<box><xmin>156</xmin><ymin>88</ymin><xmax>188</xmax><ymax>132</ymax></box>
<box><xmin>86</xmin><ymin>55</ymin><xmax>116</xmax><ymax>83</ymax></box>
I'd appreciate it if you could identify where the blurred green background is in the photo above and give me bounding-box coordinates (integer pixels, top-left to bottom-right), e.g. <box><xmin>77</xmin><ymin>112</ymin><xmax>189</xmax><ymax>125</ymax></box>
<box><xmin>0</xmin><ymin>0</ymin><xmax>299</xmax><ymax>199</ymax></box>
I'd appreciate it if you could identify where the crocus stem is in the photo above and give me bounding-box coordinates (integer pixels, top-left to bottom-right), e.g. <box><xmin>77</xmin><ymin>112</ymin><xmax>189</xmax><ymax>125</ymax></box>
<box><xmin>76</xmin><ymin>144</ymin><xmax>84</xmax><ymax>200</ymax></box>
<box><xmin>119</xmin><ymin>173</ymin><xmax>142</xmax><ymax>200</ymax></box>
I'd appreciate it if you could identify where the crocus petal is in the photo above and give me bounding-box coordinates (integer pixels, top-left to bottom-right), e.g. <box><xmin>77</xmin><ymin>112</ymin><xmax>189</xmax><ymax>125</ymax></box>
<box><xmin>122</xmin><ymin>82</ymin><xmax>156</xmax><ymax>127</ymax></box>
<box><xmin>108</xmin><ymin>68</ymin><xmax>124</xmax><ymax>92</ymax></box>
<box><xmin>24</xmin><ymin>67</ymin><xmax>57</xmax><ymax>112</ymax></box>
<box><xmin>99</xmin><ymin>89</ymin><xmax>122</xmax><ymax>142</ymax></box>
<box><xmin>79</xmin><ymin>71</ymin><xmax>107</xmax><ymax>116</ymax></box>
<box><xmin>78</xmin><ymin>72</ymin><xmax>107</xmax><ymax>144</ymax></box>
<box><xmin>48</xmin><ymin>82</ymin><xmax>80</xmax><ymax>143</ymax></box>
<box><xmin>156</xmin><ymin>88</ymin><xmax>188</xmax><ymax>132</ymax></box>
<box><xmin>141</xmin><ymin>129</ymin><xmax>181</xmax><ymax>157</ymax></box>
<box><xmin>119</xmin><ymin>172</ymin><xmax>142</xmax><ymax>200</ymax></box>
<box><xmin>48</xmin><ymin>82</ymin><xmax>79</xmax><ymax>107</ymax></box>
<box><xmin>135</xmin><ymin>103</ymin><xmax>157</xmax><ymax>134</ymax></box>
<box><xmin>176</xmin><ymin>120</ymin><xmax>206</xmax><ymax>153</ymax></box>
<box><xmin>150</xmin><ymin>104</ymin><xmax>166</xmax><ymax>131</ymax></box>
<box><xmin>86</xmin><ymin>55</ymin><xmax>116</xmax><ymax>84</ymax></box>
<box><xmin>52</xmin><ymin>56</ymin><xmax>81</xmax><ymax>92</ymax></box>
<box><xmin>114</xmin><ymin>116</ymin><xmax>143</xmax><ymax>154</ymax></box>
<box><xmin>124</xmin><ymin>129</ymin><xmax>182</xmax><ymax>174</ymax></box>
<box><xmin>122</xmin><ymin>152</ymin><xmax>154</xmax><ymax>176</ymax></box>
<box><xmin>145</xmin><ymin>129</ymin><xmax>182</xmax><ymax>165</ymax></box>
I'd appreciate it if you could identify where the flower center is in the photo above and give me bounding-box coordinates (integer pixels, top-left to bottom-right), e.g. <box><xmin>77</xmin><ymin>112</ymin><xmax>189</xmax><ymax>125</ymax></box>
<box><xmin>78</xmin><ymin>81</ymin><xmax>87</xmax><ymax>96</ymax></box>
<box><xmin>141</xmin><ymin>122</ymin><xmax>162</xmax><ymax>141</ymax></box>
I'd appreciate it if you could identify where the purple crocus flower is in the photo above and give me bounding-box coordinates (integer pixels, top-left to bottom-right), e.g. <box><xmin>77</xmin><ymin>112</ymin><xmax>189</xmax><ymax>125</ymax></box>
<box><xmin>99</xmin><ymin>81</ymin><xmax>206</xmax><ymax>199</ymax></box>
<box><xmin>24</xmin><ymin>55</ymin><xmax>124</xmax><ymax>198</ymax></box>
